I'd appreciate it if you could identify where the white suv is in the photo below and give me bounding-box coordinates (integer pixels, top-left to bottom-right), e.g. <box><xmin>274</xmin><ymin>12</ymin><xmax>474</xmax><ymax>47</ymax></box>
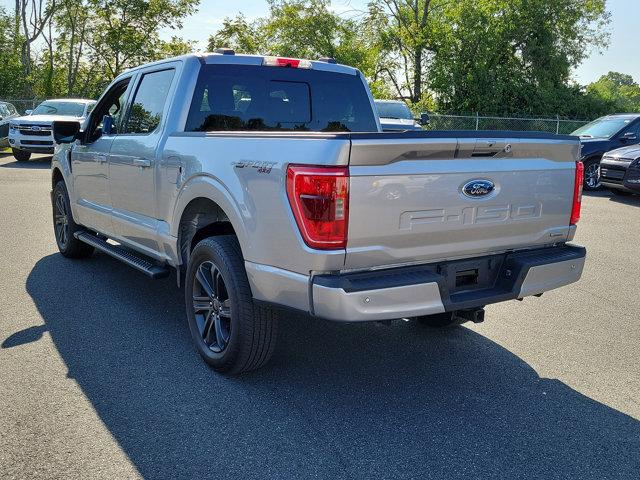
<box><xmin>9</xmin><ymin>99</ymin><xmax>95</xmax><ymax>161</ymax></box>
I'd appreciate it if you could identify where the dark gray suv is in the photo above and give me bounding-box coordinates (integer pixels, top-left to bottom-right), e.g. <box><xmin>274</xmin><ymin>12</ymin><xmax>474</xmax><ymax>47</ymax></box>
<box><xmin>0</xmin><ymin>101</ymin><xmax>19</xmax><ymax>148</ymax></box>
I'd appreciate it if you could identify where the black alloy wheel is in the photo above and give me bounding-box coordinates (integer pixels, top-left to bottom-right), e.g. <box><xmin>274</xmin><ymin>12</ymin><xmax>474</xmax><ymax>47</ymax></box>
<box><xmin>192</xmin><ymin>260</ymin><xmax>232</xmax><ymax>353</ymax></box>
<box><xmin>52</xmin><ymin>180</ymin><xmax>94</xmax><ymax>258</ymax></box>
<box><xmin>53</xmin><ymin>189</ymin><xmax>70</xmax><ymax>249</ymax></box>
<box><xmin>584</xmin><ymin>160</ymin><xmax>601</xmax><ymax>190</ymax></box>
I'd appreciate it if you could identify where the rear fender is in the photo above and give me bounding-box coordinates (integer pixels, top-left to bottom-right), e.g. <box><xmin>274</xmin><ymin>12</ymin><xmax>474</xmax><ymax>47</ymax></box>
<box><xmin>171</xmin><ymin>174</ymin><xmax>249</xmax><ymax>264</ymax></box>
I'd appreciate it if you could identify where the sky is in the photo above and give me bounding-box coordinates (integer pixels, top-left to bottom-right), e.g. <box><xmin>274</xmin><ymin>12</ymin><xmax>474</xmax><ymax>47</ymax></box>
<box><xmin>2</xmin><ymin>0</ymin><xmax>638</xmax><ymax>85</ymax></box>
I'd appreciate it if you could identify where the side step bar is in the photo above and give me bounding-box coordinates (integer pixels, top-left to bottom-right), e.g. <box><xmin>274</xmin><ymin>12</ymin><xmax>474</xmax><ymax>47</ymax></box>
<box><xmin>74</xmin><ymin>231</ymin><xmax>170</xmax><ymax>279</ymax></box>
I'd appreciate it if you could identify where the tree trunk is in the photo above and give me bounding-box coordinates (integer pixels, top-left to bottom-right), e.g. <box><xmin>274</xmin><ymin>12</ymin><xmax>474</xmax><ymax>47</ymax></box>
<box><xmin>20</xmin><ymin>1</ymin><xmax>31</xmax><ymax>77</ymax></box>
<box><xmin>44</xmin><ymin>22</ymin><xmax>54</xmax><ymax>97</ymax></box>
<box><xmin>413</xmin><ymin>46</ymin><xmax>422</xmax><ymax>103</ymax></box>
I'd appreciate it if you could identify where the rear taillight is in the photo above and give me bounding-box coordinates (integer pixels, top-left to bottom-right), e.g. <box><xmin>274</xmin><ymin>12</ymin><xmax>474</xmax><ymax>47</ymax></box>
<box><xmin>571</xmin><ymin>161</ymin><xmax>584</xmax><ymax>225</ymax></box>
<box><xmin>286</xmin><ymin>165</ymin><xmax>349</xmax><ymax>250</ymax></box>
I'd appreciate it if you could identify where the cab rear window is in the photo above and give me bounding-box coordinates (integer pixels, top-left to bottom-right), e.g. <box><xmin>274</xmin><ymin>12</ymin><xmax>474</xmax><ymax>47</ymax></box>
<box><xmin>185</xmin><ymin>64</ymin><xmax>377</xmax><ymax>132</ymax></box>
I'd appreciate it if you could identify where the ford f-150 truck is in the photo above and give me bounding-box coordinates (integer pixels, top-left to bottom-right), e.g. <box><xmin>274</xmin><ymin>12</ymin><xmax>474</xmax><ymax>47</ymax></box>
<box><xmin>50</xmin><ymin>51</ymin><xmax>586</xmax><ymax>374</ymax></box>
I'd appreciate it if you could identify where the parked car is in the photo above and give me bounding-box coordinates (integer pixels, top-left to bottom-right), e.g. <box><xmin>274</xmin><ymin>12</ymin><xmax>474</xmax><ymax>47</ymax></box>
<box><xmin>571</xmin><ymin>113</ymin><xmax>640</xmax><ymax>190</ymax></box>
<box><xmin>374</xmin><ymin>99</ymin><xmax>427</xmax><ymax>131</ymax></box>
<box><xmin>600</xmin><ymin>144</ymin><xmax>640</xmax><ymax>196</ymax></box>
<box><xmin>8</xmin><ymin>98</ymin><xmax>96</xmax><ymax>161</ymax></box>
<box><xmin>50</xmin><ymin>52</ymin><xmax>586</xmax><ymax>374</ymax></box>
<box><xmin>0</xmin><ymin>101</ymin><xmax>20</xmax><ymax>148</ymax></box>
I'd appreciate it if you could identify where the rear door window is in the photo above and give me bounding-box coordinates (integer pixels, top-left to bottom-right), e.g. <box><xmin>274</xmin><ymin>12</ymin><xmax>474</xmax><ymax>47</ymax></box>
<box><xmin>186</xmin><ymin>64</ymin><xmax>377</xmax><ymax>132</ymax></box>
<box><xmin>124</xmin><ymin>69</ymin><xmax>175</xmax><ymax>134</ymax></box>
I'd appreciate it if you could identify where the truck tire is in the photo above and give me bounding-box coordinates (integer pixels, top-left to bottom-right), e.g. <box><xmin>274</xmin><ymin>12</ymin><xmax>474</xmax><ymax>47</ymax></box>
<box><xmin>52</xmin><ymin>180</ymin><xmax>95</xmax><ymax>258</ymax></box>
<box><xmin>185</xmin><ymin>236</ymin><xmax>278</xmax><ymax>374</ymax></box>
<box><xmin>12</xmin><ymin>148</ymin><xmax>31</xmax><ymax>162</ymax></box>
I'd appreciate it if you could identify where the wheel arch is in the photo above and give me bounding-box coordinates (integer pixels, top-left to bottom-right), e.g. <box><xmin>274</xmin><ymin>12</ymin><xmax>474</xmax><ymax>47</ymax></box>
<box><xmin>582</xmin><ymin>153</ymin><xmax>603</xmax><ymax>164</ymax></box>
<box><xmin>52</xmin><ymin>166</ymin><xmax>64</xmax><ymax>189</ymax></box>
<box><xmin>172</xmin><ymin>176</ymin><xmax>250</xmax><ymax>268</ymax></box>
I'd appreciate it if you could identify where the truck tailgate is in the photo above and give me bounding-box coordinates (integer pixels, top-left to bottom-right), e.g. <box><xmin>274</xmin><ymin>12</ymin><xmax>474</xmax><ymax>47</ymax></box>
<box><xmin>345</xmin><ymin>132</ymin><xmax>580</xmax><ymax>270</ymax></box>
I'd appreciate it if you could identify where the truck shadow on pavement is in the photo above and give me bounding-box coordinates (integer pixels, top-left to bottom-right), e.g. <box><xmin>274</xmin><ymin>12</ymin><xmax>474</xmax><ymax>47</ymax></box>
<box><xmin>607</xmin><ymin>194</ymin><xmax>640</xmax><ymax>207</ymax></box>
<box><xmin>16</xmin><ymin>252</ymin><xmax>640</xmax><ymax>479</ymax></box>
<box><xmin>0</xmin><ymin>157</ymin><xmax>52</xmax><ymax>169</ymax></box>
<box><xmin>584</xmin><ymin>189</ymin><xmax>640</xmax><ymax>207</ymax></box>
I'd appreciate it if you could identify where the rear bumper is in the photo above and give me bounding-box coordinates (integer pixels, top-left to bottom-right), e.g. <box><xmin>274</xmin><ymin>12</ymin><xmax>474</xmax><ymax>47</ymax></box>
<box><xmin>247</xmin><ymin>245</ymin><xmax>586</xmax><ymax>322</ymax></box>
<box><xmin>312</xmin><ymin>245</ymin><xmax>586</xmax><ymax>322</ymax></box>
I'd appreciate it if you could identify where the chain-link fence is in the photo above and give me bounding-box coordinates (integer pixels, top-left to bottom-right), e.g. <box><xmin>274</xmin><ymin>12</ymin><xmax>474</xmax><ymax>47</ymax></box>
<box><xmin>424</xmin><ymin>113</ymin><xmax>590</xmax><ymax>134</ymax></box>
<box><xmin>4</xmin><ymin>98</ymin><xmax>591</xmax><ymax>134</ymax></box>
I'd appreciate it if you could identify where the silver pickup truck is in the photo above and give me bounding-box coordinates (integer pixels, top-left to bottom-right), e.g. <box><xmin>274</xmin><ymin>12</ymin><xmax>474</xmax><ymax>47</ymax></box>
<box><xmin>50</xmin><ymin>51</ymin><xmax>586</xmax><ymax>374</ymax></box>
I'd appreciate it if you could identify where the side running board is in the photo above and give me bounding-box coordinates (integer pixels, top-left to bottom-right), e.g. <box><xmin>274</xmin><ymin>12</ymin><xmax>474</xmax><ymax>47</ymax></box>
<box><xmin>74</xmin><ymin>231</ymin><xmax>170</xmax><ymax>279</ymax></box>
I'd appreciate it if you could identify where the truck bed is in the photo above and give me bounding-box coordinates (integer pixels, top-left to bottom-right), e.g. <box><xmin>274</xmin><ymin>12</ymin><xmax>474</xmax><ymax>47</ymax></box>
<box><xmin>165</xmin><ymin>129</ymin><xmax>579</xmax><ymax>276</ymax></box>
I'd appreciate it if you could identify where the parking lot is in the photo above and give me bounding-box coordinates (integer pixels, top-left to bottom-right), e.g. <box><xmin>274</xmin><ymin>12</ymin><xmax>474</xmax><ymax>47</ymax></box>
<box><xmin>0</xmin><ymin>152</ymin><xmax>638</xmax><ymax>479</ymax></box>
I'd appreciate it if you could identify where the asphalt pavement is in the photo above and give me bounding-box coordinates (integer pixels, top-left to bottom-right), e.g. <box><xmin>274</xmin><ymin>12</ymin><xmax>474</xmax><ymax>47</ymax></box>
<box><xmin>0</xmin><ymin>153</ymin><xmax>638</xmax><ymax>479</ymax></box>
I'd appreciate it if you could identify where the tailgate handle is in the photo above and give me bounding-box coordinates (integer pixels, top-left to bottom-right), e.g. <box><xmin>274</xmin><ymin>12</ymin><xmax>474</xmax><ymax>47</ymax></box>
<box><xmin>473</xmin><ymin>139</ymin><xmax>505</xmax><ymax>157</ymax></box>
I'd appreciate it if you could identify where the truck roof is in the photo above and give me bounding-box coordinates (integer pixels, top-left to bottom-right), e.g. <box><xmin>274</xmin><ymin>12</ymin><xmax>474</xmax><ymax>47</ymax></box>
<box><xmin>122</xmin><ymin>51</ymin><xmax>360</xmax><ymax>77</ymax></box>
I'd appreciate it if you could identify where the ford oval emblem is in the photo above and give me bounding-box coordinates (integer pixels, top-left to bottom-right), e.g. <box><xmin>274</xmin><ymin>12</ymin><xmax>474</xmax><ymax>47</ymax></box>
<box><xmin>31</xmin><ymin>126</ymin><xmax>41</xmax><ymax>132</ymax></box>
<box><xmin>462</xmin><ymin>179</ymin><xmax>495</xmax><ymax>198</ymax></box>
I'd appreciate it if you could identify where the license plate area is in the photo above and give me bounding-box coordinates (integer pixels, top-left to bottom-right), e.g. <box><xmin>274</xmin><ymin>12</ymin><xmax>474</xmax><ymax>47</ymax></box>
<box><xmin>440</xmin><ymin>256</ymin><xmax>505</xmax><ymax>294</ymax></box>
<box><xmin>455</xmin><ymin>269</ymin><xmax>478</xmax><ymax>288</ymax></box>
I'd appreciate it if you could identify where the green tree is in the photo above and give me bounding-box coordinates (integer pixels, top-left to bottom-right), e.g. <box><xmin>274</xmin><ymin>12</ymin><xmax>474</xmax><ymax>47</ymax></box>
<box><xmin>586</xmin><ymin>72</ymin><xmax>640</xmax><ymax>113</ymax></box>
<box><xmin>209</xmin><ymin>14</ymin><xmax>264</xmax><ymax>54</ymax></box>
<box><xmin>0</xmin><ymin>7</ymin><xmax>26</xmax><ymax>97</ymax></box>
<box><xmin>3</xmin><ymin>0</ymin><xmax>199</xmax><ymax>99</ymax></box>
<box><xmin>15</xmin><ymin>0</ymin><xmax>56</xmax><ymax>79</ymax></box>
<box><xmin>367</xmin><ymin>0</ymin><xmax>439</xmax><ymax>103</ymax></box>
<box><xmin>366</xmin><ymin>0</ymin><xmax>610</xmax><ymax>116</ymax></box>
<box><xmin>86</xmin><ymin>0</ymin><xmax>199</xmax><ymax>79</ymax></box>
<box><xmin>208</xmin><ymin>0</ymin><xmax>381</xmax><ymax>88</ymax></box>
<box><xmin>53</xmin><ymin>0</ymin><xmax>91</xmax><ymax>96</ymax></box>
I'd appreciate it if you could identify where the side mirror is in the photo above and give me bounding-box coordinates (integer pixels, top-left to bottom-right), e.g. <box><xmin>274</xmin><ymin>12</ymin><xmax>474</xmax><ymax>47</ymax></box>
<box><xmin>419</xmin><ymin>112</ymin><xmax>430</xmax><ymax>125</ymax></box>
<box><xmin>53</xmin><ymin>121</ymin><xmax>81</xmax><ymax>144</ymax></box>
<box><xmin>622</xmin><ymin>132</ymin><xmax>637</xmax><ymax>142</ymax></box>
<box><xmin>25</xmin><ymin>109</ymin><xmax>33</xmax><ymax>115</ymax></box>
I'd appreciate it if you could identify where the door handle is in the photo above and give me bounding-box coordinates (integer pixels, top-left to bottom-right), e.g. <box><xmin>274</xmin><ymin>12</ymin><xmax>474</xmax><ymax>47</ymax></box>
<box><xmin>133</xmin><ymin>157</ymin><xmax>151</xmax><ymax>168</ymax></box>
<box><xmin>96</xmin><ymin>154</ymin><xmax>107</xmax><ymax>164</ymax></box>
